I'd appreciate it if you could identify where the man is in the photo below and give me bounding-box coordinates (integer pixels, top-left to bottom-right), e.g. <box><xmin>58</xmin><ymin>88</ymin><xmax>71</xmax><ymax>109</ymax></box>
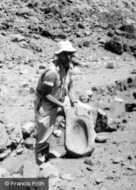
<box><xmin>34</xmin><ymin>40</ymin><xmax>78</xmax><ymax>165</ymax></box>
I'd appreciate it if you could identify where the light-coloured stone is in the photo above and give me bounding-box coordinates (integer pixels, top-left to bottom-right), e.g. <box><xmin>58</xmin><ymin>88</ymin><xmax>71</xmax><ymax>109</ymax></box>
<box><xmin>23</xmin><ymin>161</ymin><xmax>39</xmax><ymax>178</ymax></box>
<box><xmin>5</xmin><ymin>123</ymin><xmax>23</xmax><ymax>145</ymax></box>
<box><xmin>24</xmin><ymin>137</ymin><xmax>35</xmax><ymax>149</ymax></box>
<box><xmin>114</xmin><ymin>96</ymin><xmax>124</xmax><ymax>103</ymax></box>
<box><xmin>127</xmin><ymin>165</ymin><xmax>136</xmax><ymax>171</ymax></box>
<box><xmin>61</xmin><ymin>173</ymin><xmax>75</xmax><ymax>181</ymax></box>
<box><xmin>53</xmin><ymin>129</ymin><xmax>62</xmax><ymax>138</ymax></box>
<box><xmin>0</xmin><ymin>123</ymin><xmax>11</xmax><ymax>153</ymax></box>
<box><xmin>21</xmin><ymin>122</ymin><xmax>35</xmax><ymax>136</ymax></box>
<box><xmin>39</xmin><ymin>163</ymin><xmax>59</xmax><ymax>178</ymax></box>
<box><xmin>11</xmin><ymin>34</ymin><xmax>26</xmax><ymax>42</ymax></box>
<box><xmin>0</xmin><ymin>167</ymin><xmax>9</xmax><ymax>177</ymax></box>
<box><xmin>0</xmin><ymin>149</ymin><xmax>11</xmax><ymax>160</ymax></box>
<box><xmin>112</xmin><ymin>157</ymin><xmax>124</xmax><ymax>164</ymax></box>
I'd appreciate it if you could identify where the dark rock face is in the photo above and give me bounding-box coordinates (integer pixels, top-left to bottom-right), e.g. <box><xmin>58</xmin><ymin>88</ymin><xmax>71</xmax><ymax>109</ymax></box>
<box><xmin>125</xmin><ymin>103</ymin><xmax>136</xmax><ymax>112</ymax></box>
<box><xmin>104</xmin><ymin>23</ymin><xmax>136</xmax><ymax>56</ymax></box>
<box><xmin>104</xmin><ymin>35</ymin><xmax>124</xmax><ymax>55</ymax></box>
<box><xmin>95</xmin><ymin>111</ymin><xmax>108</xmax><ymax>133</ymax></box>
<box><xmin>119</xmin><ymin>25</ymin><xmax>136</xmax><ymax>39</ymax></box>
<box><xmin>95</xmin><ymin>109</ymin><xmax>117</xmax><ymax>133</ymax></box>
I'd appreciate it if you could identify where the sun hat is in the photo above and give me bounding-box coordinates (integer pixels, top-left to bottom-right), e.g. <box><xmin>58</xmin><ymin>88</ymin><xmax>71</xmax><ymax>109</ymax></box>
<box><xmin>55</xmin><ymin>40</ymin><xmax>77</xmax><ymax>54</ymax></box>
<box><xmin>65</xmin><ymin>105</ymin><xmax>96</xmax><ymax>157</ymax></box>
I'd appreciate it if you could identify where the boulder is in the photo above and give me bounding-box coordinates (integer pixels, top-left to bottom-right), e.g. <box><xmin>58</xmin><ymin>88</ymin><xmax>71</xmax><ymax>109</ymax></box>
<box><xmin>83</xmin><ymin>40</ymin><xmax>90</xmax><ymax>47</ymax></box>
<box><xmin>61</xmin><ymin>173</ymin><xmax>75</xmax><ymax>181</ymax></box>
<box><xmin>129</xmin><ymin>42</ymin><xmax>136</xmax><ymax>53</ymax></box>
<box><xmin>11</xmin><ymin>34</ymin><xmax>26</xmax><ymax>42</ymax></box>
<box><xmin>0</xmin><ymin>167</ymin><xmax>9</xmax><ymax>177</ymax></box>
<box><xmin>77</xmin><ymin>23</ymin><xmax>85</xmax><ymax>29</ymax></box>
<box><xmin>39</xmin><ymin>163</ymin><xmax>59</xmax><ymax>178</ymax></box>
<box><xmin>104</xmin><ymin>35</ymin><xmax>124</xmax><ymax>55</ymax></box>
<box><xmin>119</xmin><ymin>24</ymin><xmax>136</xmax><ymax>39</ymax></box>
<box><xmin>5</xmin><ymin>123</ymin><xmax>23</xmax><ymax>146</ymax></box>
<box><xmin>127</xmin><ymin>165</ymin><xmax>136</xmax><ymax>171</ymax></box>
<box><xmin>17</xmin><ymin>7</ymin><xmax>32</xmax><ymax>17</ymax></box>
<box><xmin>95</xmin><ymin>109</ymin><xmax>108</xmax><ymax>133</ymax></box>
<box><xmin>21</xmin><ymin>122</ymin><xmax>35</xmax><ymax>138</ymax></box>
<box><xmin>112</xmin><ymin>157</ymin><xmax>124</xmax><ymax>164</ymax></box>
<box><xmin>95</xmin><ymin>109</ymin><xmax>117</xmax><ymax>133</ymax></box>
<box><xmin>3</xmin><ymin>156</ymin><xmax>25</xmax><ymax>174</ymax></box>
<box><xmin>15</xmin><ymin>144</ymin><xmax>24</xmax><ymax>155</ymax></box>
<box><xmin>107</xmin><ymin>117</ymin><xmax>118</xmax><ymax>131</ymax></box>
<box><xmin>53</xmin><ymin>129</ymin><xmax>62</xmax><ymax>138</ymax></box>
<box><xmin>0</xmin><ymin>149</ymin><xmax>11</xmax><ymax>161</ymax></box>
<box><xmin>39</xmin><ymin>26</ymin><xmax>54</xmax><ymax>38</ymax></box>
<box><xmin>84</xmin><ymin>158</ymin><xmax>94</xmax><ymax>166</ymax></box>
<box><xmin>29</xmin><ymin>41</ymin><xmax>42</xmax><ymax>52</ymax></box>
<box><xmin>23</xmin><ymin>161</ymin><xmax>39</xmax><ymax>178</ymax></box>
<box><xmin>79</xmin><ymin>90</ymin><xmax>93</xmax><ymax>103</ymax></box>
<box><xmin>24</xmin><ymin>137</ymin><xmax>35</xmax><ymax>149</ymax></box>
<box><xmin>0</xmin><ymin>123</ymin><xmax>11</xmax><ymax>153</ymax></box>
<box><xmin>125</xmin><ymin>103</ymin><xmax>136</xmax><ymax>112</ymax></box>
<box><xmin>106</xmin><ymin>62</ymin><xmax>114</xmax><ymax>69</ymax></box>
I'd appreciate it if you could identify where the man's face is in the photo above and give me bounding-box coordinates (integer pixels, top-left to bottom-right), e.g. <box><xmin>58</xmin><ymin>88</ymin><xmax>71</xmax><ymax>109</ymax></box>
<box><xmin>58</xmin><ymin>51</ymin><xmax>74</xmax><ymax>67</ymax></box>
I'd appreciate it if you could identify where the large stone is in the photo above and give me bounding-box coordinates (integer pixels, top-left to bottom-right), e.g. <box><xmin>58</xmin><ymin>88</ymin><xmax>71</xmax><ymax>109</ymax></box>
<box><xmin>24</xmin><ymin>137</ymin><xmax>35</xmax><ymax>149</ymax></box>
<box><xmin>84</xmin><ymin>158</ymin><xmax>94</xmax><ymax>166</ymax></box>
<box><xmin>0</xmin><ymin>123</ymin><xmax>11</xmax><ymax>153</ymax></box>
<box><xmin>119</xmin><ymin>24</ymin><xmax>136</xmax><ymax>39</ymax></box>
<box><xmin>125</xmin><ymin>103</ymin><xmax>136</xmax><ymax>112</ymax></box>
<box><xmin>83</xmin><ymin>40</ymin><xmax>90</xmax><ymax>47</ymax></box>
<box><xmin>17</xmin><ymin>7</ymin><xmax>32</xmax><ymax>17</ymax></box>
<box><xmin>127</xmin><ymin>165</ymin><xmax>136</xmax><ymax>171</ymax></box>
<box><xmin>2</xmin><ymin>156</ymin><xmax>25</xmax><ymax>174</ymax></box>
<box><xmin>44</xmin><ymin>4</ymin><xmax>59</xmax><ymax>14</ymax></box>
<box><xmin>79</xmin><ymin>90</ymin><xmax>93</xmax><ymax>103</ymax></box>
<box><xmin>104</xmin><ymin>35</ymin><xmax>124</xmax><ymax>55</ymax></box>
<box><xmin>0</xmin><ymin>149</ymin><xmax>11</xmax><ymax>161</ymax></box>
<box><xmin>95</xmin><ymin>109</ymin><xmax>108</xmax><ymax>133</ymax></box>
<box><xmin>129</xmin><ymin>42</ymin><xmax>136</xmax><ymax>53</ymax></box>
<box><xmin>11</xmin><ymin>34</ymin><xmax>26</xmax><ymax>42</ymax></box>
<box><xmin>39</xmin><ymin>26</ymin><xmax>54</xmax><ymax>38</ymax></box>
<box><xmin>107</xmin><ymin>117</ymin><xmax>118</xmax><ymax>131</ymax></box>
<box><xmin>61</xmin><ymin>173</ymin><xmax>75</xmax><ymax>181</ymax></box>
<box><xmin>23</xmin><ymin>161</ymin><xmax>39</xmax><ymax>178</ymax></box>
<box><xmin>112</xmin><ymin>157</ymin><xmax>124</xmax><ymax>164</ymax></box>
<box><xmin>15</xmin><ymin>144</ymin><xmax>24</xmax><ymax>155</ymax></box>
<box><xmin>95</xmin><ymin>109</ymin><xmax>117</xmax><ymax>132</ymax></box>
<box><xmin>110</xmin><ymin>99</ymin><xmax>125</xmax><ymax>118</ymax></box>
<box><xmin>21</xmin><ymin>122</ymin><xmax>35</xmax><ymax>138</ymax></box>
<box><xmin>29</xmin><ymin>41</ymin><xmax>42</xmax><ymax>52</ymax></box>
<box><xmin>5</xmin><ymin>123</ymin><xmax>23</xmax><ymax>146</ymax></box>
<box><xmin>0</xmin><ymin>167</ymin><xmax>9</xmax><ymax>177</ymax></box>
<box><xmin>39</xmin><ymin>163</ymin><xmax>59</xmax><ymax>178</ymax></box>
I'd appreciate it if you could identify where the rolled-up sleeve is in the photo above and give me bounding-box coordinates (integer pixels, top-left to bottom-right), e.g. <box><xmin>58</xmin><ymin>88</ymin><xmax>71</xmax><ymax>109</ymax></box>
<box><xmin>40</xmin><ymin>69</ymin><xmax>57</xmax><ymax>96</ymax></box>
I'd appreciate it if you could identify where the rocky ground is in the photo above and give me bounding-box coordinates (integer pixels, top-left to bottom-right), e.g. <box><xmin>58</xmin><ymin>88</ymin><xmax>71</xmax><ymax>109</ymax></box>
<box><xmin>0</xmin><ymin>0</ymin><xmax>136</xmax><ymax>190</ymax></box>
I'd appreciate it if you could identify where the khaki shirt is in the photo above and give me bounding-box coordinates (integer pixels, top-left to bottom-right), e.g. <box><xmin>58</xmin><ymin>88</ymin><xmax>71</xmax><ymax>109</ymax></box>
<box><xmin>36</xmin><ymin>59</ymin><xmax>73</xmax><ymax>103</ymax></box>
